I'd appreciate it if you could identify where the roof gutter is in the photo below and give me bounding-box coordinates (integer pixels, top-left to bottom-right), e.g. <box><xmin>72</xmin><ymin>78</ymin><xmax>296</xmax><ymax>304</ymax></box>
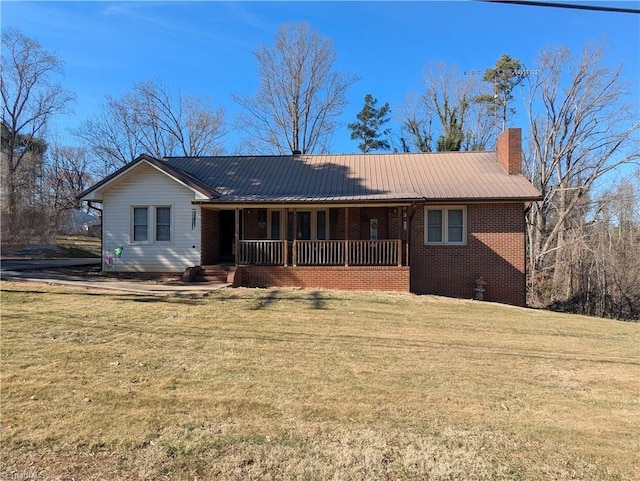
<box><xmin>191</xmin><ymin>195</ymin><xmax>543</xmax><ymax>208</ymax></box>
<box><xmin>191</xmin><ymin>199</ymin><xmax>421</xmax><ymax>208</ymax></box>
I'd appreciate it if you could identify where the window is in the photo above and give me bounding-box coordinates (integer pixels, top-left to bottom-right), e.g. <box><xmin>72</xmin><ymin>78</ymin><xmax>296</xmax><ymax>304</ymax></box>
<box><xmin>316</xmin><ymin>210</ymin><xmax>327</xmax><ymax>240</ymax></box>
<box><xmin>257</xmin><ymin>209</ymin><xmax>268</xmax><ymax>239</ymax></box>
<box><xmin>425</xmin><ymin>206</ymin><xmax>466</xmax><ymax>245</ymax></box>
<box><xmin>155</xmin><ymin>207</ymin><xmax>171</xmax><ymax>242</ymax></box>
<box><xmin>297</xmin><ymin>211</ymin><xmax>311</xmax><ymax>240</ymax></box>
<box><xmin>270</xmin><ymin>211</ymin><xmax>281</xmax><ymax>240</ymax></box>
<box><xmin>133</xmin><ymin>207</ymin><xmax>148</xmax><ymax>242</ymax></box>
<box><xmin>286</xmin><ymin>210</ymin><xmax>329</xmax><ymax>240</ymax></box>
<box><xmin>447</xmin><ymin>208</ymin><xmax>463</xmax><ymax>243</ymax></box>
<box><xmin>132</xmin><ymin>206</ymin><xmax>171</xmax><ymax>243</ymax></box>
<box><xmin>427</xmin><ymin>210</ymin><xmax>442</xmax><ymax>243</ymax></box>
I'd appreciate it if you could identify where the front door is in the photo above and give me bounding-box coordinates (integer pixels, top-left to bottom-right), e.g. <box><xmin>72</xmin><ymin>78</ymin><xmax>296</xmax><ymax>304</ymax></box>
<box><xmin>219</xmin><ymin>210</ymin><xmax>241</xmax><ymax>262</ymax></box>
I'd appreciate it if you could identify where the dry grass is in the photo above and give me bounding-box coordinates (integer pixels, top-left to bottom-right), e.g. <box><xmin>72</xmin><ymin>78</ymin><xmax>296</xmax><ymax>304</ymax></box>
<box><xmin>1</xmin><ymin>281</ymin><xmax>639</xmax><ymax>480</ymax></box>
<box><xmin>54</xmin><ymin>235</ymin><xmax>101</xmax><ymax>258</ymax></box>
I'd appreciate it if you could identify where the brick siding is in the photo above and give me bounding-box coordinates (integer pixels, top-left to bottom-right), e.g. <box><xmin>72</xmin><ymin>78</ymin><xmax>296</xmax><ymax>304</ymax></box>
<box><xmin>234</xmin><ymin>265</ymin><xmax>410</xmax><ymax>292</ymax></box>
<box><xmin>410</xmin><ymin>203</ymin><xmax>526</xmax><ymax>306</ymax></box>
<box><xmin>244</xmin><ymin>209</ymin><xmax>261</xmax><ymax>239</ymax></box>
<box><xmin>497</xmin><ymin>128</ymin><xmax>522</xmax><ymax>175</ymax></box>
<box><xmin>202</xmin><ymin>203</ymin><xmax>527</xmax><ymax>306</ymax></box>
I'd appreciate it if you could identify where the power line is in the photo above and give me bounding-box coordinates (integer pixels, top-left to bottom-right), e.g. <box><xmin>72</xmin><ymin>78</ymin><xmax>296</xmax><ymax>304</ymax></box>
<box><xmin>476</xmin><ymin>0</ymin><xmax>640</xmax><ymax>14</ymax></box>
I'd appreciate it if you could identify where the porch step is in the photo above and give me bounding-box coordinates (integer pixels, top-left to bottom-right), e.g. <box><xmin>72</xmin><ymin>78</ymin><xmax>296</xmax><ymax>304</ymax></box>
<box><xmin>183</xmin><ymin>265</ymin><xmax>236</xmax><ymax>283</ymax></box>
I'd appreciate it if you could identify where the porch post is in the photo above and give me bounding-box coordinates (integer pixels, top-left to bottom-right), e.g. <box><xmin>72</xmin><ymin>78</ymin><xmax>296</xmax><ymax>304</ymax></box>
<box><xmin>405</xmin><ymin>206</ymin><xmax>411</xmax><ymax>267</ymax></box>
<box><xmin>344</xmin><ymin>207</ymin><xmax>349</xmax><ymax>267</ymax></box>
<box><xmin>234</xmin><ymin>208</ymin><xmax>240</xmax><ymax>266</ymax></box>
<box><xmin>284</xmin><ymin>208</ymin><xmax>289</xmax><ymax>267</ymax></box>
<box><xmin>398</xmin><ymin>206</ymin><xmax>403</xmax><ymax>237</ymax></box>
<box><xmin>283</xmin><ymin>239</ymin><xmax>288</xmax><ymax>267</ymax></box>
<box><xmin>292</xmin><ymin>208</ymin><xmax>297</xmax><ymax>267</ymax></box>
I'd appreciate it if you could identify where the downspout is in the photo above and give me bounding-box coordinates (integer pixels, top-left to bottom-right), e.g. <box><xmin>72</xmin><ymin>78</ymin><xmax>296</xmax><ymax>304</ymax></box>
<box><xmin>406</xmin><ymin>203</ymin><xmax>418</xmax><ymax>290</ymax></box>
<box><xmin>87</xmin><ymin>200</ymin><xmax>103</xmax><ymax>214</ymax></box>
<box><xmin>523</xmin><ymin>202</ymin><xmax>529</xmax><ymax>307</ymax></box>
<box><xmin>234</xmin><ymin>208</ymin><xmax>240</xmax><ymax>266</ymax></box>
<box><xmin>408</xmin><ymin>203</ymin><xmax>419</xmax><ymax>249</ymax></box>
<box><xmin>88</xmin><ymin>201</ymin><xmax>104</xmax><ymax>271</ymax></box>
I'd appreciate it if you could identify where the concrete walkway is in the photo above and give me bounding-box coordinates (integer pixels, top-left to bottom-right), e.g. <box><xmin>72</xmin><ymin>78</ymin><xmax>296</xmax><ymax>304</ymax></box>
<box><xmin>0</xmin><ymin>259</ymin><xmax>229</xmax><ymax>296</ymax></box>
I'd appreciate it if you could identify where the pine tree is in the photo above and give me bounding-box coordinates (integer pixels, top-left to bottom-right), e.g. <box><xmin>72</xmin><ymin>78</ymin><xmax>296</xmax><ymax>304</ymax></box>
<box><xmin>348</xmin><ymin>94</ymin><xmax>391</xmax><ymax>153</ymax></box>
<box><xmin>475</xmin><ymin>54</ymin><xmax>528</xmax><ymax>131</ymax></box>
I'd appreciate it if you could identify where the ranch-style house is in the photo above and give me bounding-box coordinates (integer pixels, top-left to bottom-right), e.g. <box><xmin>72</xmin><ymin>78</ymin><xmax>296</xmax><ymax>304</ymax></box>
<box><xmin>79</xmin><ymin>128</ymin><xmax>541</xmax><ymax>306</ymax></box>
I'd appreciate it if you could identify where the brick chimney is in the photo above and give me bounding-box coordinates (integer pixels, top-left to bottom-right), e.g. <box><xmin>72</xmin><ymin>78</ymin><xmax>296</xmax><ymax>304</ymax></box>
<box><xmin>496</xmin><ymin>128</ymin><xmax>522</xmax><ymax>175</ymax></box>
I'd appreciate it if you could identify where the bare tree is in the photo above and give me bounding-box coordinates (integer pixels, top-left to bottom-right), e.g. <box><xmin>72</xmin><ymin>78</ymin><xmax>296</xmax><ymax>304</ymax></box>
<box><xmin>425</xmin><ymin>64</ymin><xmax>471</xmax><ymax>152</ymax></box>
<box><xmin>524</xmin><ymin>44</ymin><xmax>640</xmax><ymax>306</ymax></box>
<box><xmin>1</xmin><ymin>27</ymin><xmax>75</xmax><ymax>241</ymax></box>
<box><xmin>75</xmin><ymin>78</ymin><xmax>227</xmax><ymax>175</ymax></box>
<box><xmin>398</xmin><ymin>91</ymin><xmax>434</xmax><ymax>152</ymax></box>
<box><xmin>403</xmin><ymin>63</ymin><xmax>494</xmax><ymax>152</ymax></box>
<box><xmin>553</xmin><ymin>177</ymin><xmax>640</xmax><ymax>320</ymax></box>
<box><xmin>45</xmin><ymin>145</ymin><xmax>94</xmax><ymax>209</ymax></box>
<box><xmin>592</xmin><ymin>178</ymin><xmax>640</xmax><ymax>320</ymax></box>
<box><xmin>463</xmin><ymin>95</ymin><xmax>495</xmax><ymax>152</ymax></box>
<box><xmin>41</xmin><ymin>145</ymin><xmax>93</xmax><ymax>232</ymax></box>
<box><xmin>234</xmin><ymin>23</ymin><xmax>358</xmax><ymax>154</ymax></box>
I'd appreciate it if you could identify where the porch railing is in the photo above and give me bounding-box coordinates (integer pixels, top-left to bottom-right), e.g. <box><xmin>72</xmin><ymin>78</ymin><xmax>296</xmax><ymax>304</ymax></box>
<box><xmin>347</xmin><ymin>240</ymin><xmax>402</xmax><ymax>266</ymax></box>
<box><xmin>237</xmin><ymin>239</ymin><xmax>403</xmax><ymax>267</ymax></box>
<box><xmin>237</xmin><ymin>240</ymin><xmax>285</xmax><ymax>265</ymax></box>
<box><xmin>295</xmin><ymin>240</ymin><xmax>344</xmax><ymax>266</ymax></box>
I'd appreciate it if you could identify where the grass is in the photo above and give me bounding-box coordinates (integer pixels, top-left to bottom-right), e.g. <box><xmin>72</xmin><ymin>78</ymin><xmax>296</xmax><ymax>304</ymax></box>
<box><xmin>1</xmin><ymin>282</ymin><xmax>639</xmax><ymax>480</ymax></box>
<box><xmin>54</xmin><ymin>235</ymin><xmax>101</xmax><ymax>258</ymax></box>
<box><xmin>0</xmin><ymin>235</ymin><xmax>100</xmax><ymax>259</ymax></box>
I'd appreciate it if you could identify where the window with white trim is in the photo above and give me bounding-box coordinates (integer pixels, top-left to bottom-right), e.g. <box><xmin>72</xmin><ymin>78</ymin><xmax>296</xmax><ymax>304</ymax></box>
<box><xmin>155</xmin><ymin>207</ymin><xmax>171</xmax><ymax>242</ymax></box>
<box><xmin>425</xmin><ymin>206</ymin><xmax>466</xmax><ymax>245</ymax></box>
<box><xmin>133</xmin><ymin>207</ymin><xmax>149</xmax><ymax>242</ymax></box>
<box><xmin>131</xmin><ymin>206</ymin><xmax>172</xmax><ymax>244</ymax></box>
<box><xmin>287</xmin><ymin>209</ymin><xmax>330</xmax><ymax>240</ymax></box>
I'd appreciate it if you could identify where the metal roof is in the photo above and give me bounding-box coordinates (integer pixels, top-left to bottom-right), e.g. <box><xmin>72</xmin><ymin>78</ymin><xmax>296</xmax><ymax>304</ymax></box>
<box><xmin>163</xmin><ymin>151</ymin><xmax>541</xmax><ymax>203</ymax></box>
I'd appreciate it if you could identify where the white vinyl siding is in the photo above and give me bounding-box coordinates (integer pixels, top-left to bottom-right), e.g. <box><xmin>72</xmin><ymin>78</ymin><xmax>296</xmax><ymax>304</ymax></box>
<box><xmin>425</xmin><ymin>206</ymin><xmax>467</xmax><ymax>245</ymax></box>
<box><xmin>102</xmin><ymin>162</ymin><xmax>201</xmax><ymax>272</ymax></box>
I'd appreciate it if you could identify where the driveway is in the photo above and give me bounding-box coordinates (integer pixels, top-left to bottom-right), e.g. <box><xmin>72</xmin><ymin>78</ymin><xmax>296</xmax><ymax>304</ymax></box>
<box><xmin>0</xmin><ymin>258</ymin><xmax>228</xmax><ymax>296</ymax></box>
<box><xmin>1</xmin><ymin>258</ymin><xmax>101</xmax><ymax>271</ymax></box>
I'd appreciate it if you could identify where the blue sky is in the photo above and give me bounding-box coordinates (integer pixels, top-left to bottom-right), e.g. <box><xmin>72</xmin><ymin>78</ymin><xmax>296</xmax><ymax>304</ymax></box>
<box><xmin>2</xmin><ymin>1</ymin><xmax>639</xmax><ymax>154</ymax></box>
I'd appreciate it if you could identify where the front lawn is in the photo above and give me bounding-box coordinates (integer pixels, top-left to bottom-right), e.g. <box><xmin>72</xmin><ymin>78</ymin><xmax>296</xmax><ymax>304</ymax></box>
<box><xmin>1</xmin><ymin>282</ymin><xmax>638</xmax><ymax>480</ymax></box>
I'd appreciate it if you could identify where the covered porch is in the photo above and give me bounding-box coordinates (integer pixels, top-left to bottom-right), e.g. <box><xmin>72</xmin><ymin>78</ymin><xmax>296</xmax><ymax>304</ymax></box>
<box><xmin>196</xmin><ymin>204</ymin><xmax>412</xmax><ymax>291</ymax></box>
